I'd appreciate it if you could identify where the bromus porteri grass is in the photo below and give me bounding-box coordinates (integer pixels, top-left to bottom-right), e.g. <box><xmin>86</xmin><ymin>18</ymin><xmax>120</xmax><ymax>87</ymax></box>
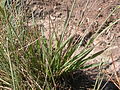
<box><xmin>0</xmin><ymin>0</ymin><xmax>120</xmax><ymax>89</ymax></box>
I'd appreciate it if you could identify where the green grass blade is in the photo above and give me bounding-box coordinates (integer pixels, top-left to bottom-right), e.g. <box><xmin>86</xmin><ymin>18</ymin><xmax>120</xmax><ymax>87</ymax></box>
<box><xmin>60</xmin><ymin>47</ymin><xmax>94</xmax><ymax>74</ymax></box>
<box><xmin>60</xmin><ymin>0</ymin><xmax>76</xmax><ymax>43</ymax></box>
<box><xmin>0</xmin><ymin>6</ymin><xmax>5</xmax><ymax>17</ymax></box>
<box><xmin>6</xmin><ymin>38</ymin><xmax>16</xmax><ymax>90</ymax></box>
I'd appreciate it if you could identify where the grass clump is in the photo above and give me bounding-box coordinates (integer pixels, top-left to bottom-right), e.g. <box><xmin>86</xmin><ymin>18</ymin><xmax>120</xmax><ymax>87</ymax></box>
<box><xmin>0</xmin><ymin>0</ymin><xmax>120</xmax><ymax>89</ymax></box>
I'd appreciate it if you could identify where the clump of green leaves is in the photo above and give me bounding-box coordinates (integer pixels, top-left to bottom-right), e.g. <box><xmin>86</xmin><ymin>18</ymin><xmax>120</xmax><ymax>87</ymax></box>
<box><xmin>0</xmin><ymin>0</ymin><xmax>120</xmax><ymax>90</ymax></box>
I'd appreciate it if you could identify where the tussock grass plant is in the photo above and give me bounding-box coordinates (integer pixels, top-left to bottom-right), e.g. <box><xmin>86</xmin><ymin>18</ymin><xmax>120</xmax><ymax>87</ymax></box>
<box><xmin>0</xmin><ymin>0</ymin><xmax>120</xmax><ymax>89</ymax></box>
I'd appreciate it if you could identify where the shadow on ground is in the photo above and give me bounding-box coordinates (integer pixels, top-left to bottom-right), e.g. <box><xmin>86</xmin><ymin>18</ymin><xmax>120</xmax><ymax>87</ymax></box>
<box><xmin>56</xmin><ymin>70</ymin><xmax>119</xmax><ymax>90</ymax></box>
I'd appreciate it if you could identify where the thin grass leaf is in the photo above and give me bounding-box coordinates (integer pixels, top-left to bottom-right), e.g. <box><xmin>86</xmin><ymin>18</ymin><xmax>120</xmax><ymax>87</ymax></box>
<box><xmin>60</xmin><ymin>0</ymin><xmax>76</xmax><ymax>43</ymax></box>
<box><xmin>80</xmin><ymin>62</ymin><xmax>103</xmax><ymax>69</ymax></box>
<box><xmin>62</xmin><ymin>37</ymin><xmax>79</xmax><ymax>61</ymax></box>
<box><xmin>6</xmin><ymin>38</ymin><xmax>16</xmax><ymax>90</ymax></box>
<box><xmin>63</xmin><ymin>44</ymin><xmax>78</xmax><ymax>61</ymax></box>
<box><xmin>62</xmin><ymin>47</ymin><xmax>93</xmax><ymax>68</ymax></box>
<box><xmin>56</xmin><ymin>35</ymin><xmax>74</xmax><ymax>54</ymax></box>
<box><xmin>60</xmin><ymin>47</ymin><xmax>94</xmax><ymax>74</ymax></box>
<box><xmin>0</xmin><ymin>77</ymin><xmax>11</xmax><ymax>86</ymax></box>
<box><xmin>84</xmin><ymin>47</ymin><xmax>108</xmax><ymax>61</ymax></box>
<box><xmin>92</xmin><ymin>62</ymin><xmax>106</xmax><ymax>90</ymax></box>
<box><xmin>0</xmin><ymin>6</ymin><xmax>5</xmax><ymax>17</ymax></box>
<box><xmin>74</xmin><ymin>47</ymin><xmax>107</xmax><ymax>69</ymax></box>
